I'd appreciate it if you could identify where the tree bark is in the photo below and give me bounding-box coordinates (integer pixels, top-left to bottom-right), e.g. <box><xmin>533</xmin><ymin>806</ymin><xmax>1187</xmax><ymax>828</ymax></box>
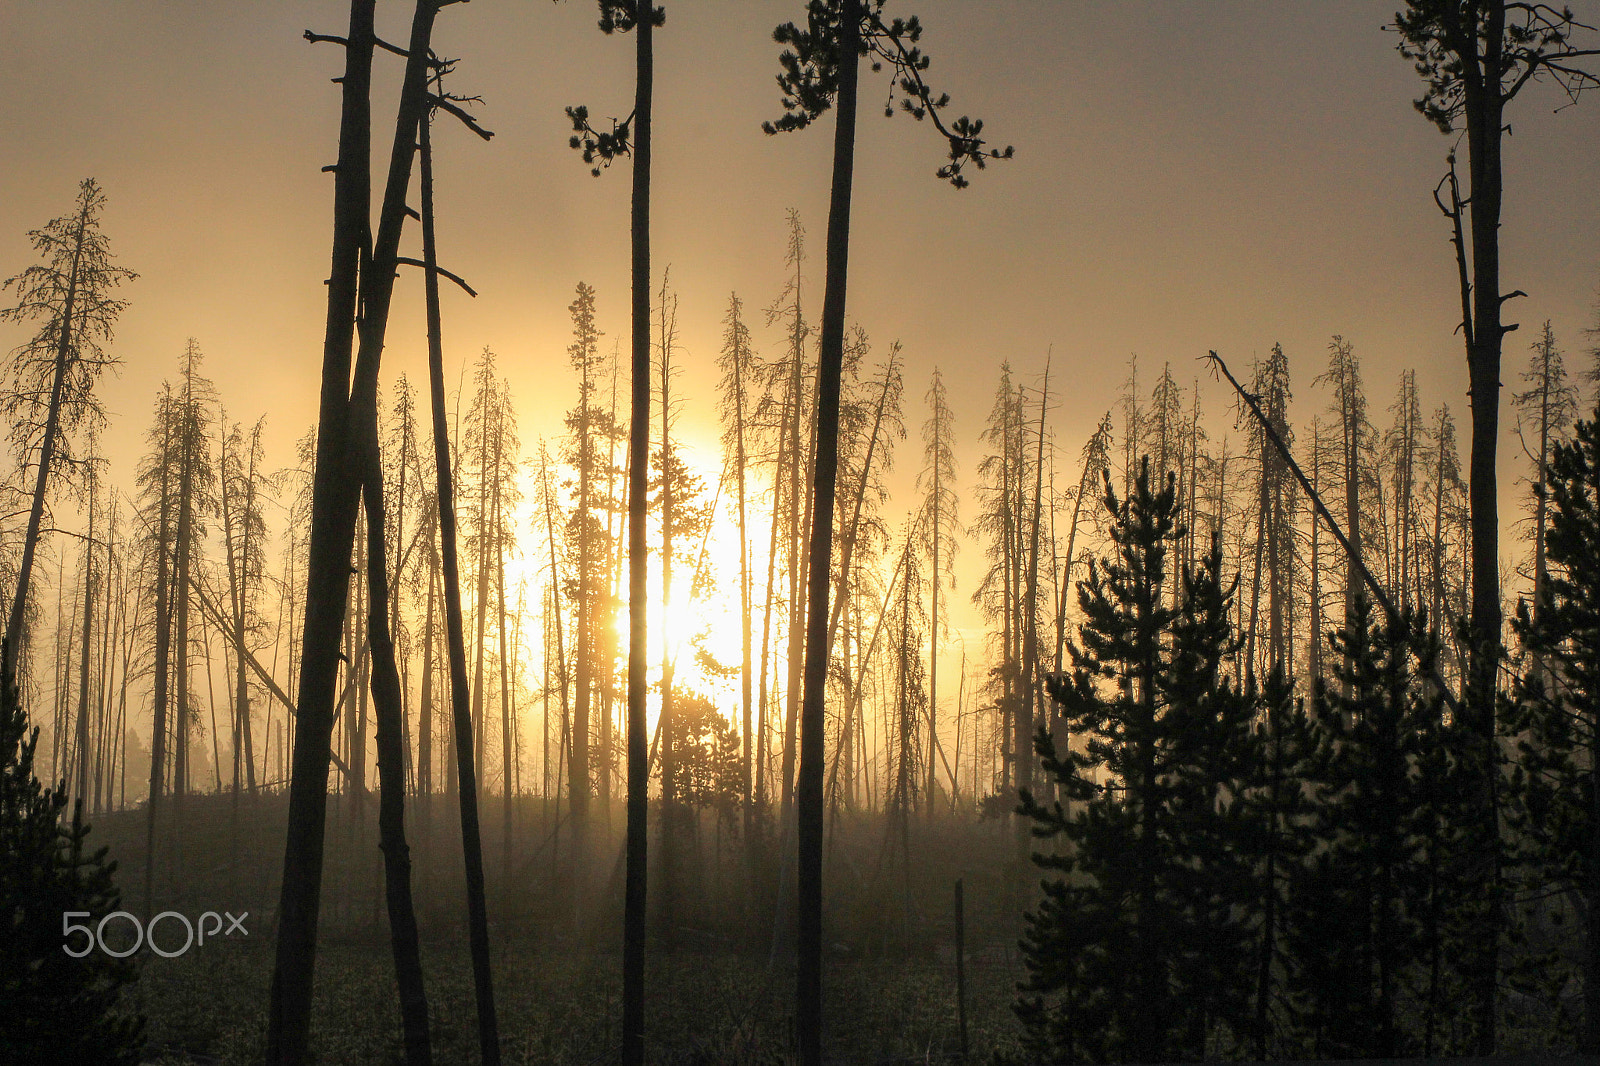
<box><xmin>356</xmin><ymin>389</ymin><xmax>433</xmax><ymax>1065</ymax></box>
<box><xmin>269</xmin><ymin>1</ymin><xmax>462</xmax><ymax>1057</ymax></box>
<box><xmin>622</xmin><ymin>6</ymin><xmax>654</xmax><ymax>1062</ymax></box>
<box><xmin>420</xmin><ymin>85</ymin><xmax>500</xmax><ymax>1066</ymax></box>
<box><xmin>797</xmin><ymin>4</ymin><xmax>859</xmax><ymax>1059</ymax></box>
<box><xmin>266</xmin><ymin>2</ymin><xmax>374</xmax><ymax>1058</ymax></box>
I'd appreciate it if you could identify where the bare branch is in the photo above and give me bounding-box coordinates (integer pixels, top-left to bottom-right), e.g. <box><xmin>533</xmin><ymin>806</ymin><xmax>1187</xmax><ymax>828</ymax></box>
<box><xmin>395</xmin><ymin>258</ymin><xmax>477</xmax><ymax>297</ymax></box>
<box><xmin>430</xmin><ymin>94</ymin><xmax>494</xmax><ymax>140</ymax></box>
<box><xmin>304</xmin><ymin>28</ymin><xmax>446</xmax><ymax>68</ymax></box>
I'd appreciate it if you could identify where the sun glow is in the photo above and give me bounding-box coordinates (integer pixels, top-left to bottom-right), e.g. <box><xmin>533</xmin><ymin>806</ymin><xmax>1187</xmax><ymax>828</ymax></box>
<box><xmin>500</xmin><ymin>446</ymin><xmax>757</xmax><ymax>738</ymax></box>
<box><xmin>612</xmin><ymin>505</ymin><xmax>751</xmax><ymax>729</ymax></box>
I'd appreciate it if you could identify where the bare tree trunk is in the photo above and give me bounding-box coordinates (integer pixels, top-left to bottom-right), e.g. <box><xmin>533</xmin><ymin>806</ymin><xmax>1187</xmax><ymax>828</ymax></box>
<box><xmin>496</xmin><ymin>414</ymin><xmax>513</xmax><ymax>897</ymax></box>
<box><xmin>537</xmin><ymin>448</ymin><xmax>573</xmax><ymax>907</ymax></box>
<box><xmin>1018</xmin><ymin>361</ymin><xmax>1048</xmax><ymax>872</ymax></box>
<box><xmin>94</xmin><ymin>515</ymin><xmax>115</xmax><ymax>813</ymax></box>
<box><xmin>622</xmin><ymin>8</ymin><xmax>654</xmax><ymax>1060</ymax></box>
<box><xmin>658</xmin><ymin>273</ymin><xmax>679</xmax><ymax>952</ymax></box>
<box><xmin>756</xmin><ymin>409</ymin><xmax>789</xmax><ymax>822</ymax></box>
<box><xmin>797</xmin><ymin>4</ymin><xmax>859</xmax><ymax>1058</ymax></box>
<box><xmin>472</xmin><ymin>367</ymin><xmax>491</xmax><ymax>793</ymax></box>
<box><xmin>420</xmin><ymin>506</ymin><xmax>437</xmax><ymax>800</ymax></box>
<box><xmin>734</xmin><ymin>323</ymin><xmax>754</xmax><ymax>846</ymax></box>
<box><xmin>355</xmin><ymin>387</ymin><xmax>433</xmax><ymax>1065</ymax></box>
<box><xmin>241</xmin><ymin>435</ymin><xmax>261</xmax><ymax>791</ymax></box>
<box><xmin>3</xmin><ymin>192</ymin><xmax>89</xmax><ymax>684</ymax></box>
<box><xmin>174</xmin><ymin>385</ymin><xmax>195</xmax><ymax>812</ymax></box>
<box><xmin>419</xmin><ymin>87</ymin><xmax>499</xmax><ymax>1066</ymax></box>
<box><xmin>266</xmin><ymin>2</ymin><xmax>375</xmax><ymax>1057</ymax></box>
<box><xmin>73</xmin><ymin>484</ymin><xmax>95</xmax><ymax>810</ymax></box>
<box><xmin>1309</xmin><ymin>422</ymin><xmax>1324</xmax><ymax>682</ymax></box>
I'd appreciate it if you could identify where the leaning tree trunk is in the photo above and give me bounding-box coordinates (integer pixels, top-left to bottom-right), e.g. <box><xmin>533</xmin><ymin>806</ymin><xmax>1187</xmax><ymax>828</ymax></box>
<box><xmin>797</xmin><ymin>3</ymin><xmax>860</xmax><ymax>1061</ymax></box>
<box><xmin>3</xmin><ymin>195</ymin><xmax>88</xmax><ymax>686</ymax></box>
<box><xmin>419</xmin><ymin>88</ymin><xmax>500</xmax><ymax>1066</ymax></box>
<box><xmin>269</xmin><ymin>0</ymin><xmax>456</xmax><ymax>1060</ymax></box>
<box><xmin>266</xmin><ymin>2</ymin><xmax>374</xmax><ymax>1057</ymax></box>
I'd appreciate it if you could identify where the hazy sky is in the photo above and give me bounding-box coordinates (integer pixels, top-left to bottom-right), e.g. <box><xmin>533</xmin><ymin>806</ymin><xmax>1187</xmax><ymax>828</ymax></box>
<box><xmin>2</xmin><ymin>0</ymin><xmax>1598</xmax><ymax>660</ymax></box>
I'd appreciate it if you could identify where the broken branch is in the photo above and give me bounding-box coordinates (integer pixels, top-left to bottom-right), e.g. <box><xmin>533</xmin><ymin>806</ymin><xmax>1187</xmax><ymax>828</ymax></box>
<box><xmin>1204</xmin><ymin>349</ymin><xmax>1463</xmax><ymax>719</ymax></box>
<box><xmin>395</xmin><ymin>258</ymin><xmax>477</xmax><ymax>297</ymax></box>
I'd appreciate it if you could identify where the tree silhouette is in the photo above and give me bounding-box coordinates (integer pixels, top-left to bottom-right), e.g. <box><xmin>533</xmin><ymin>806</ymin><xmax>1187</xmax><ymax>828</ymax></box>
<box><xmin>563</xmin><ymin>2</ymin><xmax>664</xmax><ymax>1058</ymax></box>
<box><xmin>1313</xmin><ymin>335</ymin><xmax>1371</xmax><ymax>634</ymax></box>
<box><xmin>1393</xmin><ymin>8</ymin><xmax>1600</xmax><ymax>1042</ymax></box>
<box><xmin>761</xmin><ymin>36</ymin><xmax>1009</xmax><ymax>1030</ymax></box>
<box><xmin>716</xmin><ymin>292</ymin><xmax>759</xmax><ymax>840</ymax></box>
<box><xmin>417</xmin><ymin>56</ymin><xmax>496</xmax><ymax>1066</ymax></box>
<box><xmin>1018</xmin><ymin>463</ymin><xmax>1252</xmax><ymax>1062</ymax></box>
<box><xmin>1284</xmin><ymin>601</ymin><xmax>1462</xmax><ymax>1059</ymax></box>
<box><xmin>1512</xmin><ymin>322</ymin><xmax>1576</xmax><ymax>634</ymax></box>
<box><xmin>1510</xmin><ymin>407</ymin><xmax>1600</xmax><ymax>1052</ymax></box>
<box><xmin>0</xmin><ymin>178</ymin><xmax>134</xmax><ymax>690</ymax></box>
<box><xmin>918</xmin><ymin>366</ymin><xmax>957</xmax><ymax>807</ymax></box>
<box><xmin>269</xmin><ymin>0</ymin><xmax>482</xmax><ymax>1059</ymax></box>
<box><xmin>971</xmin><ymin>367</ymin><xmax>1028</xmax><ymax>814</ymax></box>
<box><xmin>562</xmin><ymin>282</ymin><xmax>611</xmax><ymax>826</ymax></box>
<box><xmin>0</xmin><ymin>675</ymin><xmax>143</xmax><ymax>1065</ymax></box>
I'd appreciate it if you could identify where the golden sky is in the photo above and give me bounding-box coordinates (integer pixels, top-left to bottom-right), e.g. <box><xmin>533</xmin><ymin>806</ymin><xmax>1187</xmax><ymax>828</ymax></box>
<box><xmin>2</xmin><ymin>0</ymin><xmax>1599</xmax><ymax>689</ymax></box>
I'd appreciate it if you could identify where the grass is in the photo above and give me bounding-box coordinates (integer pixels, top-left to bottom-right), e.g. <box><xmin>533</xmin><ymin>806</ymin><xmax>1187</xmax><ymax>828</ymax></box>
<box><xmin>90</xmin><ymin>793</ymin><xmax>1583</xmax><ymax>1063</ymax></box>
<box><xmin>92</xmin><ymin>791</ymin><xmax>1030</xmax><ymax>1063</ymax></box>
<box><xmin>130</xmin><ymin>935</ymin><xmax>1027</xmax><ymax>1065</ymax></box>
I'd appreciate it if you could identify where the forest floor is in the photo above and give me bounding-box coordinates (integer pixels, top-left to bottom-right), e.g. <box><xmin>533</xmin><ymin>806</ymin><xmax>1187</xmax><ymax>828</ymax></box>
<box><xmin>92</xmin><ymin>791</ymin><xmax>1032</xmax><ymax>1063</ymax></box>
<box><xmin>90</xmin><ymin>793</ymin><xmax>1581</xmax><ymax>1064</ymax></box>
<box><xmin>129</xmin><ymin>934</ymin><xmax>1026</xmax><ymax>1064</ymax></box>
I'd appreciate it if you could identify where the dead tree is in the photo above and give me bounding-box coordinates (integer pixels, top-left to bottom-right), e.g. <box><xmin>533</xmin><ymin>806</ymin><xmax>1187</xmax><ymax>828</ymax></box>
<box><xmin>269</xmin><ymin>2</ymin><xmax>488</xmax><ymax>1061</ymax></box>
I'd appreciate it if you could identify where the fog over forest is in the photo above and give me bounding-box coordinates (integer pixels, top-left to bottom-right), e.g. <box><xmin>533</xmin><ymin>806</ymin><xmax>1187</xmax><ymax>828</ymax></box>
<box><xmin>3</xmin><ymin>2</ymin><xmax>1600</xmax><ymax>1065</ymax></box>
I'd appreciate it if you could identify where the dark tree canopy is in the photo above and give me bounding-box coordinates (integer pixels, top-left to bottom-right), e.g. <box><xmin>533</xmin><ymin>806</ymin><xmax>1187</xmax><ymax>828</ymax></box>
<box><xmin>763</xmin><ymin>0</ymin><xmax>1013</xmax><ymax>187</ymax></box>
<box><xmin>0</xmin><ymin>673</ymin><xmax>144</xmax><ymax>1065</ymax></box>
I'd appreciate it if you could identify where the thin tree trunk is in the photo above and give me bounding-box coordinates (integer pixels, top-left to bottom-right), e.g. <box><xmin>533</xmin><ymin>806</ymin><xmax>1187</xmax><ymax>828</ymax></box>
<box><xmin>420</xmin><ymin>506</ymin><xmax>437</xmax><ymax>800</ymax></box>
<box><xmin>658</xmin><ymin>273</ymin><xmax>679</xmax><ymax>952</ymax></box>
<box><xmin>3</xmin><ymin>191</ymin><xmax>88</xmax><ymax>684</ymax></box>
<box><xmin>472</xmin><ymin>369</ymin><xmax>491</xmax><ymax>792</ymax></box>
<box><xmin>494</xmin><ymin>408</ymin><xmax>512</xmax><ymax>894</ymax></box>
<box><xmin>735</xmin><ymin>333</ymin><xmax>754</xmax><ymax>846</ymax></box>
<box><xmin>1310</xmin><ymin>421</ymin><xmax>1324</xmax><ymax>682</ymax></box>
<box><xmin>1018</xmin><ymin>360</ymin><xmax>1048</xmax><ymax>873</ymax></box>
<box><xmin>419</xmin><ymin>88</ymin><xmax>499</xmax><ymax>1066</ymax></box>
<box><xmin>797</xmin><ymin>4</ymin><xmax>859</xmax><ymax>1058</ymax></box>
<box><xmin>538</xmin><ymin>449</ymin><xmax>573</xmax><ymax>907</ymax></box>
<box><xmin>73</xmin><ymin>485</ymin><xmax>94</xmax><ymax>807</ymax></box>
<box><xmin>355</xmin><ymin>399</ymin><xmax>433</xmax><ymax>1063</ymax></box>
<box><xmin>622</xmin><ymin>6</ymin><xmax>654</xmax><ymax>1060</ymax></box>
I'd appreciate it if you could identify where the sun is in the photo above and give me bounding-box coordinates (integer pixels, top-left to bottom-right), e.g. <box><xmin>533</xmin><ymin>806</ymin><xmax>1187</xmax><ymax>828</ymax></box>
<box><xmin>608</xmin><ymin>518</ymin><xmax>749</xmax><ymax>723</ymax></box>
<box><xmin>497</xmin><ymin>444</ymin><xmax>755</xmax><ymax>735</ymax></box>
